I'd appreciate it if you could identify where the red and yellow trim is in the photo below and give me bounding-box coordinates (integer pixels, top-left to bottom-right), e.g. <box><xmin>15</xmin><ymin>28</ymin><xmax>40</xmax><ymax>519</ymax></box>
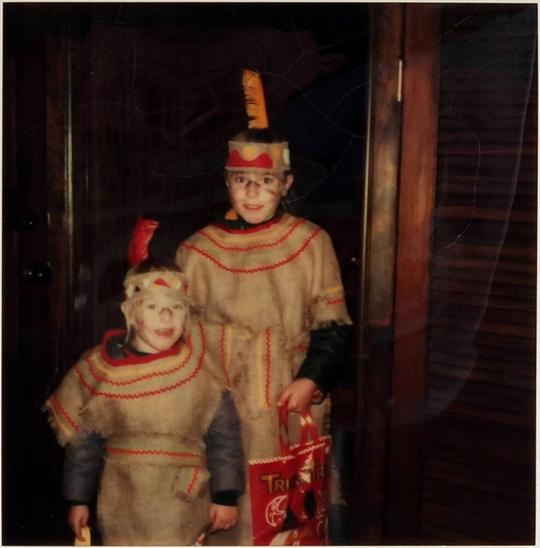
<box><xmin>180</xmin><ymin>228</ymin><xmax>321</xmax><ymax>274</ymax></box>
<box><xmin>199</xmin><ymin>219</ymin><xmax>306</xmax><ymax>252</ymax></box>
<box><xmin>75</xmin><ymin>323</ymin><xmax>206</xmax><ymax>399</ymax></box>
<box><xmin>47</xmin><ymin>394</ymin><xmax>80</xmax><ymax>436</ymax></box>
<box><xmin>86</xmin><ymin>337</ymin><xmax>194</xmax><ymax>386</ymax></box>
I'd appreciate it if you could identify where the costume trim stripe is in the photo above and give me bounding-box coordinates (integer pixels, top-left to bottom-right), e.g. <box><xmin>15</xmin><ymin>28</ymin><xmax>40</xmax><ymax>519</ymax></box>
<box><xmin>327</xmin><ymin>298</ymin><xmax>345</xmax><ymax>306</ymax></box>
<box><xmin>219</xmin><ymin>324</ymin><xmax>232</xmax><ymax>388</ymax></box>
<box><xmin>48</xmin><ymin>405</ymin><xmax>77</xmax><ymax>439</ymax></box>
<box><xmin>256</xmin><ymin>333</ymin><xmax>265</xmax><ymax>407</ymax></box>
<box><xmin>99</xmin><ymin>329</ymin><xmax>182</xmax><ymax>367</ymax></box>
<box><xmin>85</xmin><ymin>338</ymin><xmax>194</xmax><ymax>385</ymax></box>
<box><xmin>106</xmin><ymin>446</ymin><xmax>204</xmax><ymax>461</ymax></box>
<box><xmin>264</xmin><ymin>329</ymin><xmax>272</xmax><ymax>407</ymax></box>
<box><xmin>180</xmin><ymin>228</ymin><xmax>322</xmax><ymax>274</ymax></box>
<box><xmin>186</xmin><ymin>467</ymin><xmax>201</xmax><ymax>494</ymax></box>
<box><xmin>50</xmin><ymin>395</ymin><xmax>79</xmax><ymax>433</ymax></box>
<box><xmin>75</xmin><ymin>323</ymin><xmax>206</xmax><ymax>399</ymax></box>
<box><xmin>199</xmin><ymin>219</ymin><xmax>305</xmax><ymax>252</ymax></box>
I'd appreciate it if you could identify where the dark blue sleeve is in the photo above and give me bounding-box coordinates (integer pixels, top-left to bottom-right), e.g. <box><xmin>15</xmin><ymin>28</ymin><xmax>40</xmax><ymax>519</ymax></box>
<box><xmin>204</xmin><ymin>391</ymin><xmax>245</xmax><ymax>505</ymax></box>
<box><xmin>63</xmin><ymin>432</ymin><xmax>105</xmax><ymax>504</ymax></box>
<box><xmin>296</xmin><ymin>322</ymin><xmax>353</xmax><ymax>394</ymax></box>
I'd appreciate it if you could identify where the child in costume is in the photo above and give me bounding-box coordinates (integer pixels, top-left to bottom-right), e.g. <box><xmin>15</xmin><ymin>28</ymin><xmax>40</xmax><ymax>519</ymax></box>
<box><xmin>44</xmin><ymin>224</ymin><xmax>245</xmax><ymax>546</ymax></box>
<box><xmin>176</xmin><ymin>70</ymin><xmax>352</xmax><ymax>544</ymax></box>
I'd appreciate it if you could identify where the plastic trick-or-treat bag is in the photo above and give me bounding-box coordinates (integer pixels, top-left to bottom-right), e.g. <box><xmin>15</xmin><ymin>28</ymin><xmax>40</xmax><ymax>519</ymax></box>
<box><xmin>248</xmin><ymin>407</ymin><xmax>332</xmax><ymax>545</ymax></box>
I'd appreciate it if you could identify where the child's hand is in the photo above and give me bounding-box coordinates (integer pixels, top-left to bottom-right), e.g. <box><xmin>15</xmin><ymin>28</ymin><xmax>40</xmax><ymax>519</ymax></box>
<box><xmin>209</xmin><ymin>504</ymin><xmax>238</xmax><ymax>532</ymax></box>
<box><xmin>68</xmin><ymin>505</ymin><xmax>90</xmax><ymax>542</ymax></box>
<box><xmin>277</xmin><ymin>378</ymin><xmax>317</xmax><ymax>412</ymax></box>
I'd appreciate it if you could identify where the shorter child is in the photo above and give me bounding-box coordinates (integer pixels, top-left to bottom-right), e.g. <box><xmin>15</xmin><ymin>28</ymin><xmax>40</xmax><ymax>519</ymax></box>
<box><xmin>45</xmin><ymin>257</ymin><xmax>244</xmax><ymax>545</ymax></box>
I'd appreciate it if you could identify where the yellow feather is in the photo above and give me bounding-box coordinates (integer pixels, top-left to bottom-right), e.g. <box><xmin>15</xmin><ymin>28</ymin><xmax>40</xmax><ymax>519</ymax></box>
<box><xmin>242</xmin><ymin>70</ymin><xmax>269</xmax><ymax>129</ymax></box>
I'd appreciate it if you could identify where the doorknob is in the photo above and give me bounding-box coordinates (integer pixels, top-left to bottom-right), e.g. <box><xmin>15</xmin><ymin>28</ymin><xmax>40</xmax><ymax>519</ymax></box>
<box><xmin>21</xmin><ymin>262</ymin><xmax>52</xmax><ymax>285</ymax></box>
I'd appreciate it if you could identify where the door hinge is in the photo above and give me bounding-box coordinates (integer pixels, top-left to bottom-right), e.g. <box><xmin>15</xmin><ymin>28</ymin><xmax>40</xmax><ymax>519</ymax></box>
<box><xmin>397</xmin><ymin>59</ymin><xmax>403</xmax><ymax>103</ymax></box>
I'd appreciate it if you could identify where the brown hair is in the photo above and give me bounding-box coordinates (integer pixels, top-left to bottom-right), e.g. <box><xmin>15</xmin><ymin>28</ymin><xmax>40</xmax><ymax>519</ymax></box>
<box><xmin>231</xmin><ymin>127</ymin><xmax>288</xmax><ymax>144</ymax></box>
<box><xmin>127</xmin><ymin>257</ymin><xmax>182</xmax><ymax>277</ymax></box>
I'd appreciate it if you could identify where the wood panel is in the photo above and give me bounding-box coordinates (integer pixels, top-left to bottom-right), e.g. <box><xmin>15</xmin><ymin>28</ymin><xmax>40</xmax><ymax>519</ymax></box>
<box><xmin>351</xmin><ymin>5</ymin><xmax>403</xmax><ymax>544</ymax></box>
<box><xmin>385</xmin><ymin>5</ymin><xmax>441</xmax><ymax>543</ymax></box>
<box><xmin>420</xmin><ymin>4</ymin><xmax>536</xmax><ymax>544</ymax></box>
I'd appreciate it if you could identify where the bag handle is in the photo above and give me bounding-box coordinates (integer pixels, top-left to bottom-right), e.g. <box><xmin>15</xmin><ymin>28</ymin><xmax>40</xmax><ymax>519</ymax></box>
<box><xmin>278</xmin><ymin>405</ymin><xmax>321</xmax><ymax>456</ymax></box>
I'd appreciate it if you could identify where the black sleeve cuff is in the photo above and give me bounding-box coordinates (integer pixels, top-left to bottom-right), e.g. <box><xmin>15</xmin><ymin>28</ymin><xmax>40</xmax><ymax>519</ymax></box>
<box><xmin>211</xmin><ymin>490</ymin><xmax>239</xmax><ymax>506</ymax></box>
<box><xmin>64</xmin><ymin>500</ymin><xmax>90</xmax><ymax>506</ymax></box>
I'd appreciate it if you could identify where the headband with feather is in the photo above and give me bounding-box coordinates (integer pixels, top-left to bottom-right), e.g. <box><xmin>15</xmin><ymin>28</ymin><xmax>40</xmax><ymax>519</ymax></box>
<box><xmin>225</xmin><ymin>69</ymin><xmax>290</xmax><ymax>173</ymax></box>
<box><xmin>124</xmin><ymin>217</ymin><xmax>189</xmax><ymax>302</ymax></box>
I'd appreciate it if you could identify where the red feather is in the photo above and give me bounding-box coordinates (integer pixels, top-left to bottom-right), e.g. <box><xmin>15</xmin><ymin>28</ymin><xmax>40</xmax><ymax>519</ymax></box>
<box><xmin>128</xmin><ymin>217</ymin><xmax>160</xmax><ymax>266</ymax></box>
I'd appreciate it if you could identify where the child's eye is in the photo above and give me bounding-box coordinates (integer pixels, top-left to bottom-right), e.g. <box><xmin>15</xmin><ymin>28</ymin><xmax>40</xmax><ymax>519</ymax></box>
<box><xmin>263</xmin><ymin>177</ymin><xmax>275</xmax><ymax>185</ymax></box>
<box><xmin>172</xmin><ymin>303</ymin><xmax>183</xmax><ymax>310</ymax></box>
<box><xmin>146</xmin><ymin>303</ymin><xmax>157</xmax><ymax>310</ymax></box>
<box><xmin>235</xmin><ymin>175</ymin><xmax>246</xmax><ymax>184</ymax></box>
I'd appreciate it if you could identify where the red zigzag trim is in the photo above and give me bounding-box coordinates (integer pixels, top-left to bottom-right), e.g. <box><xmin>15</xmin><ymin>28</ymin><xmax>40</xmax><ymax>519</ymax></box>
<box><xmin>186</xmin><ymin>466</ymin><xmax>201</xmax><ymax>494</ymax></box>
<box><xmin>51</xmin><ymin>394</ymin><xmax>80</xmax><ymax>432</ymax></box>
<box><xmin>199</xmin><ymin>219</ymin><xmax>305</xmax><ymax>252</ymax></box>
<box><xmin>85</xmin><ymin>338</ymin><xmax>194</xmax><ymax>386</ymax></box>
<box><xmin>264</xmin><ymin>329</ymin><xmax>272</xmax><ymax>407</ymax></box>
<box><xmin>219</xmin><ymin>324</ymin><xmax>232</xmax><ymax>388</ymax></box>
<box><xmin>107</xmin><ymin>447</ymin><xmax>203</xmax><ymax>460</ymax></box>
<box><xmin>75</xmin><ymin>323</ymin><xmax>206</xmax><ymax>399</ymax></box>
<box><xmin>181</xmin><ymin>228</ymin><xmax>321</xmax><ymax>274</ymax></box>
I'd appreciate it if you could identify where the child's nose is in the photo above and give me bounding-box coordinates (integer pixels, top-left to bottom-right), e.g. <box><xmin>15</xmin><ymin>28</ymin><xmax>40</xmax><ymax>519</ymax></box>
<box><xmin>159</xmin><ymin>307</ymin><xmax>173</xmax><ymax>320</ymax></box>
<box><xmin>245</xmin><ymin>180</ymin><xmax>260</xmax><ymax>196</ymax></box>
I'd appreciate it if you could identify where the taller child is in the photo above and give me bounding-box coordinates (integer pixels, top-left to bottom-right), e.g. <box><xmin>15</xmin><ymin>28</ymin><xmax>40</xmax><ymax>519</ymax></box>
<box><xmin>176</xmin><ymin>70</ymin><xmax>352</xmax><ymax>545</ymax></box>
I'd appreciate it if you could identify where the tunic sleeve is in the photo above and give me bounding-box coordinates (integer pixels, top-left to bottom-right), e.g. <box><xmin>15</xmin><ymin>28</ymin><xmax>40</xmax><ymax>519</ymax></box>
<box><xmin>310</xmin><ymin>230</ymin><xmax>352</xmax><ymax>329</ymax></box>
<box><xmin>204</xmin><ymin>391</ymin><xmax>245</xmax><ymax>500</ymax></box>
<box><xmin>44</xmin><ymin>351</ymin><xmax>94</xmax><ymax>446</ymax></box>
<box><xmin>63</xmin><ymin>432</ymin><xmax>105</xmax><ymax>504</ymax></box>
<box><xmin>296</xmin><ymin>230</ymin><xmax>353</xmax><ymax>393</ymax></box>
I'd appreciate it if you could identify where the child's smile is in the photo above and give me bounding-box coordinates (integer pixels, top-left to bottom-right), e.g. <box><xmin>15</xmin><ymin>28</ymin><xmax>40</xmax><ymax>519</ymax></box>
<box><xmin>130</xmin><ymin>294</ymin><xmax>186</xmax><ymax>353</ymax></box>
<box><xmin>226</xmin><ymin>170</ymin><xmax>293</xmax><ymax>224</ymax></box>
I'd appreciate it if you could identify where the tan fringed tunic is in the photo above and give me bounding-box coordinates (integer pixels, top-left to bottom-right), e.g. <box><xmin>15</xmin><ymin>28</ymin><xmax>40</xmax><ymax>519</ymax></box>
<box><xmin>45</xmin><ymin>323</ymin><xmax>231</xmax><ymax>546</ymax></box>
<box><xmin>177</xmin><ymin>213</ymin><xmax>352</xmax><ymax>545</ymax></box>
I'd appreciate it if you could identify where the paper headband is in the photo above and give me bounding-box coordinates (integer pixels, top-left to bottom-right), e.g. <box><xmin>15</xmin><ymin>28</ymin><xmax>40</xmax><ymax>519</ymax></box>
<box><xmin>123</xmin><ymin>270</ymin><xmax>190</xmax><ymax>302</ymax></box>
<box><xmin>225</xmin><ymin>70</ymin><xmax>291</xmax><ymax>173</ymax></box>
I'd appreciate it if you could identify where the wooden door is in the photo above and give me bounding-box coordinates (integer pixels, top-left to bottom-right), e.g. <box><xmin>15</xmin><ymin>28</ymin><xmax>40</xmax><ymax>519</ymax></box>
<box><xmin>354</xmin><ymin>4</ymin><xmax>536</xmax><ymax>545</ymax></box>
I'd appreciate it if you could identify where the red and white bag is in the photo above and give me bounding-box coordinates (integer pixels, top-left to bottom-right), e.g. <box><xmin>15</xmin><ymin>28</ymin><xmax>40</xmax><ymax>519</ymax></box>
<box><xmin>248</xmin><ymin>407</ymin><xmax>332</xmax><ymax>545</ymax></box>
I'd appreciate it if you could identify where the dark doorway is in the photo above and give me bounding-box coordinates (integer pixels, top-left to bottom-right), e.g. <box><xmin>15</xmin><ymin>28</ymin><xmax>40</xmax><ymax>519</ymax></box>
<box><xmin>3</xmin><ymin>3</ymin><xmax>369</xmax><ymax>544</ymax></box>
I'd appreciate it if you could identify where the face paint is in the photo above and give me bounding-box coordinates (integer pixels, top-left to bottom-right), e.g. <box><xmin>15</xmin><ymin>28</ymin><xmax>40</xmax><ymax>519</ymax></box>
<box><xmin>226</xmin><ymin>171</ymin><xmax>293</xmax><ymax>224</ymax></box>
<box><xmin>129</xmin><ymin>293</ymin><xmax>187</xmax><ymax>353</ymax></box>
